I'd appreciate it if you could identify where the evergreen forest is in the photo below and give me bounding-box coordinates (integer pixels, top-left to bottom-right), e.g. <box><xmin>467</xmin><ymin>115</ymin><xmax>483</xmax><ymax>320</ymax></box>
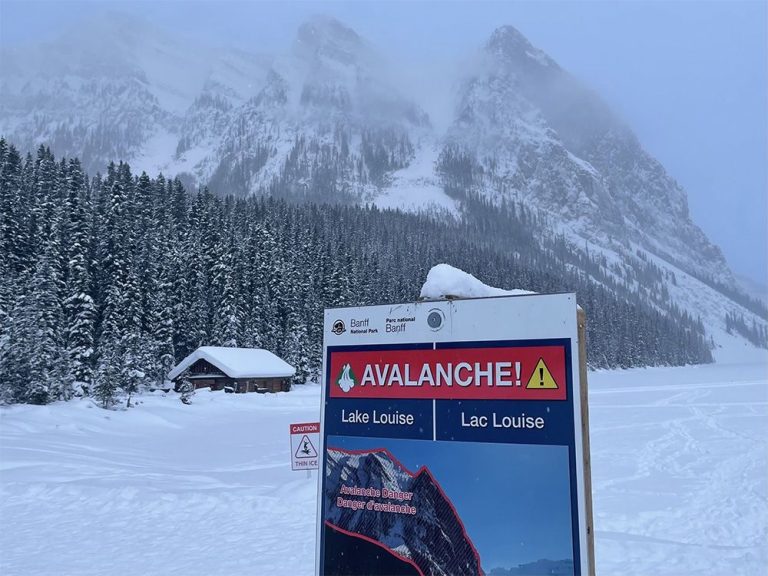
<box><xmin>0</xmin><ymin>141</ymin><xmax>713</xmax><ymax>407</ymax></box>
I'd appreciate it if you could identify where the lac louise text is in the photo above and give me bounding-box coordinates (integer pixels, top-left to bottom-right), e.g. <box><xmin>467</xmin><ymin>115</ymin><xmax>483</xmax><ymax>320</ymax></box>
<box><xmin>461</xmin><ymin>412</ymin><xmax>546</xmax><ymax>429</ymax></box>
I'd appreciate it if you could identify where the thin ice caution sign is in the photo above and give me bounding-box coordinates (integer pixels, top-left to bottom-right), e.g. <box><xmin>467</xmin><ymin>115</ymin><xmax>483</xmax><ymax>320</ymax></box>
<box><xmin>290</xmin><ymin>422</ymin><xmax>319</xmax><ymax>471</ymax></box>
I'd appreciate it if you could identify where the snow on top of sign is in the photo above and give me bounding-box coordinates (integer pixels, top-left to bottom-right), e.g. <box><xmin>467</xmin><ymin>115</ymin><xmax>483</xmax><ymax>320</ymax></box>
<box><xmin>419</xmin><ymin>264</ymin><xmax>535</xmax><ymax>300</ymax></box>
<box><xmin>168</xmin><ymin>347</ymin><xmax>296</xmax><ymax>381</ymax></box>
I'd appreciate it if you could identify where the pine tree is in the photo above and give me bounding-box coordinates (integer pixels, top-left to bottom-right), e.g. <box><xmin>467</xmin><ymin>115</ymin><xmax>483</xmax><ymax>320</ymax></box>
<box><xmin>25</xmin><ymin>230</ymin><xmax>65</xmax><ymax>404</ymax></box>
<box><xmin>62</xmin><ymin>158</ymin><xmax>95</xmax><ymax>397</ymax></box>
<box><xmin>120</xmin><ymin>266</ymin><xmax>152</xmax><ymax>407</ymax></box>
<box><xmin>93</xmin><ymin>346</ymin><xmax>119</xmax><ymax>409</ymax></box>
<box><xmin>1</xmin><ymin>282</ymin><xmax>38</xmax><ymax>403</ymax></box>
<box><xmin>212</xmin><ymin>248</ymin><xmax>242</xmax><ymax>347</ymax></box>
<box><xmin>94</xmin><ymin>162</ymin><xmax>133</xmax><ymax>408</ymax></box>
<box><xmin>146</xmin><ymin>177</ymin><xmax>176</xmax><ymax>387</ymax></box>
<box><xmin>0</xmin><ymin>140</ymin><xmax>31</xmax><ymax>277</ymax></box>
<box><xmin>284</xmin><ymin>307</ymin><xmax>311</xmax><ymax>384</ymax></box>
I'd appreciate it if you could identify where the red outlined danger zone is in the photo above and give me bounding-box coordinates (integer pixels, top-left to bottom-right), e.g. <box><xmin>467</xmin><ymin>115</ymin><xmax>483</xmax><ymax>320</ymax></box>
<box><xmin>329</xmin><ymin>343</ymin><xmax>567</xmax><ymax>400</ymax></box>
<box><xmin>324</xmin><ymin>446</ymin><xmax>483</xmax><ymax>576</ymax></box>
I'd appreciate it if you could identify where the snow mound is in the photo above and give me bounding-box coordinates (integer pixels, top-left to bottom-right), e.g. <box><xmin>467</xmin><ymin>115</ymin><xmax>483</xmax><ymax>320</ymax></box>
<box><xmin>419</xmin><ymin>264</ymin><xmax>535</xmax><ymax>300</ymax></box>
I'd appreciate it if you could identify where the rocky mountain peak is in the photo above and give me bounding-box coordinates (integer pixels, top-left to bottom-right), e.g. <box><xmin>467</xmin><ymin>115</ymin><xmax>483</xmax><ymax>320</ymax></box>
<box><xmin>294</xmin><ymin>15</ymin><xmax>369</xmax><ymax>67</ymax></box>
<box><xmin>486</xmin><ymin>25</ymin><xmax>555</xmax><ymax>70</ymax></box>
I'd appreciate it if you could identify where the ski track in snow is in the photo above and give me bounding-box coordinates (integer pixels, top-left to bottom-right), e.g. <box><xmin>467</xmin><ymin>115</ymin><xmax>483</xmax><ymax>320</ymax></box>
<box><xmin>1</xmin><ymin>361</ymin><xmax>767</xmax><ymax>575</ymax></box>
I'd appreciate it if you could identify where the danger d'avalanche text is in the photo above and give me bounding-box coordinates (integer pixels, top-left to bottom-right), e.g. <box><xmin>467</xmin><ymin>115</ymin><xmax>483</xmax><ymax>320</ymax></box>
<box><xmin>336</xmin><ymin>484</ymin><xmax>416</xmax><ymax>515</ymax></box>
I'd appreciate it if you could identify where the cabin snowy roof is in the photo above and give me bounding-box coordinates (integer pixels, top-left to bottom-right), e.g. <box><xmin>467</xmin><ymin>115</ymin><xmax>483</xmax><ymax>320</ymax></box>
<box><xmin>168</xmin><ymin>347</ymin><xmax>296</xmax><ymax>381</ymax></box>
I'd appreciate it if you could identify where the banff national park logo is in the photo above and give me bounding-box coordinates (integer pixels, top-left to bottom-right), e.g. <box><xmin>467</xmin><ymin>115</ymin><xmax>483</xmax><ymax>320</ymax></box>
<box><xmin>331</xmin><ymin>319</ymin><xmax>346</xmax><ymax>335</ymax></box>
<box><xmin>336</xmin><ymin>363</ymin><xmax>357</xmax><ymax>393</ymax></box>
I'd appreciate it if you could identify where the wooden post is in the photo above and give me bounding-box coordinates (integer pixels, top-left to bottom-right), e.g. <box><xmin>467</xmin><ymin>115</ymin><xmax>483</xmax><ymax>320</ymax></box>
<box><xmin>577</xmin><ymin>307</ymin><xmax>596</xmax><ymax>576</ymax></box>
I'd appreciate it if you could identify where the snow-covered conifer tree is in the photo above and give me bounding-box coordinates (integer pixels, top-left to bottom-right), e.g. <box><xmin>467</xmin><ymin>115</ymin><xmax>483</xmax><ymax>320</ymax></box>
<box><xmin>62</xmin><ymin>158</ymin><xmax>95</xmax><ymax>397</ymax></box>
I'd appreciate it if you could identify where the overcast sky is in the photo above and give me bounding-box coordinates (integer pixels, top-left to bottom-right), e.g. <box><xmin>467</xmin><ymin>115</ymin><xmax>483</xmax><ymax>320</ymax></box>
<box><xmin>2</xmin><ymin>0</ymin><xmax>766</xmax><ymax>285</ymax></box>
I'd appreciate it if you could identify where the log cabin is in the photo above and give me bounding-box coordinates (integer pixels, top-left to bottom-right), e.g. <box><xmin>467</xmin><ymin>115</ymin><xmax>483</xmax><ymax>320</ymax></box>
<box><xmin>168</xmin><ymin>346</ymin><xmax>295</xmax><ymax>393</ymax></box>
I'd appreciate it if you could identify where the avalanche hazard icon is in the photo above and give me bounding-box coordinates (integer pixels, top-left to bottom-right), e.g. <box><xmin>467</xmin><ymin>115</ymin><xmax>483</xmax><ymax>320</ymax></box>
<box><xmin>526</xmin><ymin>358</ymin><xmax>559</xmax><ymax>389</ymax></box>
<box><xmin>295</xmin><ymin>435</ymin><xmax>318</xmax><ymax>459</ymax></box>
<box><xmin>336</xmin><ymin>363</ymin><xmax>357</xmax><ymax>393</ymax></box>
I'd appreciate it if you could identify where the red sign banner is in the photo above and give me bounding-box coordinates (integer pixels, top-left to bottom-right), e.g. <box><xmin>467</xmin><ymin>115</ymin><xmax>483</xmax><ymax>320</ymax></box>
<box><xmin>329</xmin><ymin>345</ymin><xmax>567</xmax><ymax>400</ymax></box>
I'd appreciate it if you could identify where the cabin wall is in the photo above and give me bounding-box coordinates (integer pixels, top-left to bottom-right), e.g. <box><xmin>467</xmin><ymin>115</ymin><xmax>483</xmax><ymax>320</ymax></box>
<box><xmin>189</xmin><ymin>359</ymin><xmax>222</xmax><ymax>376</ymax></box>
<box><xmin>180</xmin><ymin>377</ymin><xmax>290</xmax><ymax>393</ymax></box>
<box><xmin>236</xmin><ymin>378</ymin><xmax>291</xmax><ymax>393</ymax></box>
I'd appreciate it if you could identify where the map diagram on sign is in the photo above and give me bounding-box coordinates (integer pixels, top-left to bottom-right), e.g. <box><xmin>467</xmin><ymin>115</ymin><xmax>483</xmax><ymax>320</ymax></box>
<box><xmin>324</xmin><ymin>445</ymin><xmax>482</xmax><ymax>576</ymax></box>
<box><xmin>323</xmin><ymin>437</ymin><xmax>576</xmax><ymax>576</ymax></box>
<box><xmin>294</xmin><ymin>435</ymin><xmax>317</xmax><ymax>459</ymax></box>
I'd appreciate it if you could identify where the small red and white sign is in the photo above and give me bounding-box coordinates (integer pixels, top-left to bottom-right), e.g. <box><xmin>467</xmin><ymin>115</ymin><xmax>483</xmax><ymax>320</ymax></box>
<box><xmin>291</xmin><ymin>422</ymin><xmax>320</xmax><ymax>471</ymax></box>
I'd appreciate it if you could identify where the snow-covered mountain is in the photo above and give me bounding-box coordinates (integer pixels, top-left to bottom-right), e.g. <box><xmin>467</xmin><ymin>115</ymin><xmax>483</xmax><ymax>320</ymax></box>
<box><xmin>200</xmin><ymin>15</ymin><xmax>430</xmax><ymax>203</ymax></box>
<box><xmin>325</xmin><ymin>448</ymin><xmax>482</xmax><ymax>576</ymax></box>
<box><xmin>0</xmin><ymin>12</ymin><xmax>272</xmax><ymax>176</ymax></box>
<box><xmin>443</xmin><ymin>25</ymin><xmax>729</xmax><ymax>284</ymax></box>
<box><xmin>2</xmin><ymin>12</ymin><xmax>765</xmax><ymax>353</ymax></box>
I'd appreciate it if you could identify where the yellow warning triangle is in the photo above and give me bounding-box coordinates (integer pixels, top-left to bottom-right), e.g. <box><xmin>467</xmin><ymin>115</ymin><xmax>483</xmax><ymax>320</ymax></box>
<box><xmin>526</xmin><ymin>358</ymin><xmax>559</xmax><ymax>389</ymax></box>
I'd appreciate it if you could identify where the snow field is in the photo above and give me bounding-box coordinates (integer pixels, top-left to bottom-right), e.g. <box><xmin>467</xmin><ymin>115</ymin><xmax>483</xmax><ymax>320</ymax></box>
<box><xmin>372</xmin><ymin>143</ymin><xmax>461</xmax><ymax>218</ymax></box>
<box><xmin>0</xmin><ymin>387</ymin><xmax>322</xmax><ymax>576</ymax></box>
<box><xmin>589</xmin><ymin>360</ymin><xmax>768</xmax><ymax>575</ymax></box>
<box><xmin>1</xmin><ymin>360</ymin><xmax>766</xmax><ymax>575</ymax></box>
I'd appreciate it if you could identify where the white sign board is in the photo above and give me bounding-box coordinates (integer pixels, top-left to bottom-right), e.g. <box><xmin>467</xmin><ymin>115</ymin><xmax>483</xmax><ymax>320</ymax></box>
<box><xmin>316</xmin><ymin>294</ymin><xmax>593</xmax><ymax>576</ymax></box>
<box><xmin>290</xmin><ymin>422</ymin><xmax>319</xmax><ymax>471</ymax></box>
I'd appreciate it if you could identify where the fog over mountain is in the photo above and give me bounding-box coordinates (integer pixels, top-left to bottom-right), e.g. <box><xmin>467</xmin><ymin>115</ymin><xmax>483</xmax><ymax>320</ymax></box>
<box><xmin>1</xmin><ymin>11</ymin><xmax>766</xmax><ymax>357</ymax></box>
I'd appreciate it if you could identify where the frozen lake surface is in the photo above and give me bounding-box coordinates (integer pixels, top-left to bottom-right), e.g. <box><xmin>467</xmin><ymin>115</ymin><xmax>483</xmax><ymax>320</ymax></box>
<box><xmin>1</xmin><ymin>360</ymin><xmax>766</xmax><ymax>575</ymax></box>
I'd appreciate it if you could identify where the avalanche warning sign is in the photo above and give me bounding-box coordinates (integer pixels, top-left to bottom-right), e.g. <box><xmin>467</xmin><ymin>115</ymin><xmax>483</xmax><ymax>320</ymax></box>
<box><xmin>290</xmin><ymin>422</ymin><xmax>319</xmax><ymax>471</ymax></box>
<box><xmin>318</xmin><ymin>293</ymin><xmax>595</xmax><ymax>576</ymax></box>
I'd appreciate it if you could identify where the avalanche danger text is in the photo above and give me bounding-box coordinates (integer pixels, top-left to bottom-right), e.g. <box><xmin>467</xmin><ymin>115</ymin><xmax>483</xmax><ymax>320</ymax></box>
<box><xmin>329</xmin><ymin>344</ymin><xmax>567</xmax><ymax>400</ymax></box>
<box><xmin>336</xmin><ymin>485</ymin><xmax>417</xmax><ymax>516</ymax></box>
